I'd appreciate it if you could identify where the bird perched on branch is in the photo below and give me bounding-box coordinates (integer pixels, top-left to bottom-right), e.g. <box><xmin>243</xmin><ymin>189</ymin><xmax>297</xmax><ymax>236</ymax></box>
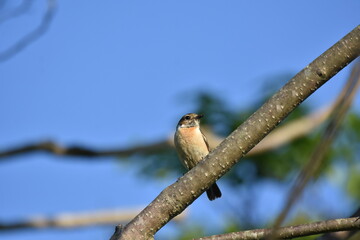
<box><xmin>174</xmin><ymin>113</ymin><xmax>222</xmax><ymax>201</ymax></box>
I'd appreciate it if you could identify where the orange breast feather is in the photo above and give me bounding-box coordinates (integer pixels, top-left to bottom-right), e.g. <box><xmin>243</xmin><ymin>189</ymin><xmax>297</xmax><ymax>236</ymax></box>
<box><xmin>178</xmin><ymin>127</ymin><xmax>208</xmax><ymax>153</ymax></box>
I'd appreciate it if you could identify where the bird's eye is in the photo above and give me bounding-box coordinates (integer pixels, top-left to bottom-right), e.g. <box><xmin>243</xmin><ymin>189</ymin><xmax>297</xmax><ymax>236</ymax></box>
<box><xmin>185</xmin><ymin>116</ymin><xmax>191</xmax><ymax>120</ymax></box>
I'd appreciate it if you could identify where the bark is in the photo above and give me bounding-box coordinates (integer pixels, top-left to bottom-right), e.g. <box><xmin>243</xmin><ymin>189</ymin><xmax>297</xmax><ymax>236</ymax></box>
<box><xmin>196</xmin><ymin>217</ymin><xmax>360</xmax><ymax>240</ymax></box>
<box><xmin>317</xmin><ymin>207</ymin><xmax>360</xmax><ymax>240</ymax></box>
<box><xmin>111</xmin><ymin>26</ymin><xmax>360</xmax><ymax>240</ymax></box>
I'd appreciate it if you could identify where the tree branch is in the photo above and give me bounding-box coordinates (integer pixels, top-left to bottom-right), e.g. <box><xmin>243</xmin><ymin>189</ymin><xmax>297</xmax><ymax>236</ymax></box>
<box><xmin>0</xmin><ymin>0</ymin><xmax>57</xmax><ymax>62</ymax></box>
<box><xmin>0</xmin><ymin>208</ymin><xmax>186</xmax><ymax>231</ymax></box>
<box><xmin>316</xmin><ymin>207</ymin><xmax>360</xmax><ymax>240</ymax></box>
<box><xmin>1</xmin><ymin>66</ymin><xmax>357</xmax><ymax>161</ymax></box>
<box><xmin>0</xmin><ymin>139</ymin><xmax>172</xmax><ymax>159</ymax></box>
<box><xmin>196</xmin><ymin>217</ymin><xmax>360</xmax><ymax>240</ymax></box>
<box><xmin>111</xmin><ymin>26</ymin><xmax>360</xmax><ymax>240</ymax></box>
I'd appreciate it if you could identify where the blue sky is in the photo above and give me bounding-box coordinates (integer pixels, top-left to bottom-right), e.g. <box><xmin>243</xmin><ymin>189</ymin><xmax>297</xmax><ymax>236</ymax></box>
<box><xmin>0</xmin><ymin>1</ymin><xmax>359</xmax><ymax>240</ymax></box>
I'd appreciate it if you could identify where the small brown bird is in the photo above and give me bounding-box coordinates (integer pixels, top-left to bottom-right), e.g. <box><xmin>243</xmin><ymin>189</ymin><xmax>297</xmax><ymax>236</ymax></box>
<box><xmin>174</xmin><ymin>113</ymin><xmax>222</xmax><ymax>201</ymax></box>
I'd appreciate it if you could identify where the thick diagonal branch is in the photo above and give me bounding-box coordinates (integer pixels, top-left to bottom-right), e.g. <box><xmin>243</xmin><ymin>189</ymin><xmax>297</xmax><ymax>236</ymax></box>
<box><xmin>112</xmin><ymin>26</ymin><xmax>360</xmax><ymax>240</ymax></box>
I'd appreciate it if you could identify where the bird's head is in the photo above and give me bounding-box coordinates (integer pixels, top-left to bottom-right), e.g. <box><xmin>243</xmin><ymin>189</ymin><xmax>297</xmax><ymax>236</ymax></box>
<box><xmin>177</xmin><ymin>113</ymin><xmax>203</xmax><ymax>128</ymax></box>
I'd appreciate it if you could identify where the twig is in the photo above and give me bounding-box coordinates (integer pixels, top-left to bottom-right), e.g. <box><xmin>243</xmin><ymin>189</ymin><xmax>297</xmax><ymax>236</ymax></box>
<box><xmin>0</xmin><ymin>208</ymin><xmax>186</xmax><ymax>231</ymax></box>
<box><xmin>0</xmin><ymin>139</ymin><xmax>172</xmax><ymax>159</ymax></box>
<box><xmin>196</xmin><ymin>217</ymin><xmax>360</xmax><ymax>240</ymax></box>
<box><xmin>0</xmin><ymin>0</ymin><xmax>57</xmax><ymax>62</ymax></box>
<box><xmin>316</xmin><ymin>207</ymin><xmax>360</xmax><ymax>240</ymax></box>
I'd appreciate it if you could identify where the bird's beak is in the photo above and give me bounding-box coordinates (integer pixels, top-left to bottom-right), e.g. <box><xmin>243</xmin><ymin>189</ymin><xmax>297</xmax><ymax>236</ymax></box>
<box><xmin>197</xmin><ymin>114</ymin><xmax>204</xmax><ymax>119</ymax></box>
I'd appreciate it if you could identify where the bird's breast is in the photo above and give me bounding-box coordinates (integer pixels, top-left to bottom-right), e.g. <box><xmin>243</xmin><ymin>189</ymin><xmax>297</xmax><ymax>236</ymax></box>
<box><xmin>174</xmin><ymin>126</ymin><xmax>209</xmax><ymax>168</ymax></box>
<box><xmin>176</xmin><ymin>127</ymin><xmax>204</xmax><ymax>146</ymax></box>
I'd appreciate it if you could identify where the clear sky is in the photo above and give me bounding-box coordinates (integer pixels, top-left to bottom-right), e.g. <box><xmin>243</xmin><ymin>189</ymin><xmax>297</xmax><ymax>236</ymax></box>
<box><xmin>0</xmin><ymin>1</ymin><xmax>359</xmax><ymax>240</ymax></box>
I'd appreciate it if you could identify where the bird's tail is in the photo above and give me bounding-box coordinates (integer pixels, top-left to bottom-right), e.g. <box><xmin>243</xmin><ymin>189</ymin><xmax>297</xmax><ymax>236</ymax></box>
<box><xmin>206</xmin><ymin>182</ymin><xmax>222</xmax><ymax>201</ymax></box>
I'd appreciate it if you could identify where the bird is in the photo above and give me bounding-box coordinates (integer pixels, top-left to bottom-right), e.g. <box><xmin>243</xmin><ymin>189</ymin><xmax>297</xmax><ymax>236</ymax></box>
<box><xmin>174</xmin><ymin>113</ymin><xmax>222</xmax><ymax>201</ymax></box>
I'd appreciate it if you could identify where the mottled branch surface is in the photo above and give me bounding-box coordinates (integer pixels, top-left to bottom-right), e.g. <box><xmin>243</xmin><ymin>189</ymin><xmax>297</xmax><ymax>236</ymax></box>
<box><xmin>111</xmin><ymin>26</ymin><xmax>360</xmax><ymax>240</ymax></box>
<box><xmin>317</xmin><ymin>207</ymin><xmax>360</xmax><ymax>240</ymax></box>
<box><xmin>196</xmin><ymin>217</ymin><xmax>360</xmax><ymax>240</ymax></box>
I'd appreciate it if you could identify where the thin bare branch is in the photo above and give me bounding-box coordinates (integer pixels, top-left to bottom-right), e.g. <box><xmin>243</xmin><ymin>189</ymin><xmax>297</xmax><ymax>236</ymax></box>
<box><xmin>0</xmin><ymin>208</ymin><xmax>186</xmax><ymax>231</ymax></box>
<box><xmin>0</xmin><ymin>139</ymin><xmax>172</xmax><ymax>159</ymax></box>
<box><xmin>317</xmin><ymin>207</ymin><xmax>360</xmax><ymax>240</ymax></box>
<box><xmin>196</xmin><ymin>217</ymin><xmax>360</xmax><ymax>240</ymax></box>
<box><xmin>0</xmin><ymin>0</ymin><xmax>57</xmax><ymax>62</ymax></box>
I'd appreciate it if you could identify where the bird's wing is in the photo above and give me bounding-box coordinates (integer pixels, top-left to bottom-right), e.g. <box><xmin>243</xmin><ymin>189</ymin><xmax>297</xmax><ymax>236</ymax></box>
<box><xmin>201</xmin><ymin>130</ymin><xmax>211</xmax><ymax>152</ymax></box>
